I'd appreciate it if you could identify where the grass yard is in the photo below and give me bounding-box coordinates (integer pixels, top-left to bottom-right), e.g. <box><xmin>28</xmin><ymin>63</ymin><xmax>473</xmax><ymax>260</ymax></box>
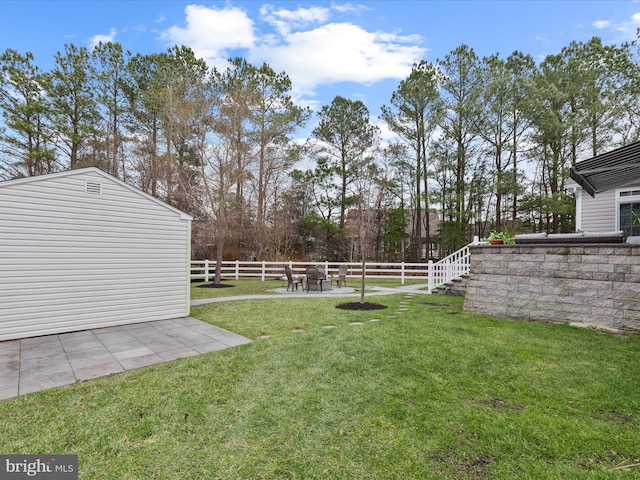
<box><xmin>0</xmin><ymin>292</ymin><xmax>639</xmax><ymax>479</ymax></box>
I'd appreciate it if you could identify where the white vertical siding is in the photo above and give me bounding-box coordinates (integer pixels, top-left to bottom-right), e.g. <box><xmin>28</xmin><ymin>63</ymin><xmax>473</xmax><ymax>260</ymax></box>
<box><xmin>0</xmin><ymin>168</ymin><xmax>192</xmax><ymax>341</ymax></box>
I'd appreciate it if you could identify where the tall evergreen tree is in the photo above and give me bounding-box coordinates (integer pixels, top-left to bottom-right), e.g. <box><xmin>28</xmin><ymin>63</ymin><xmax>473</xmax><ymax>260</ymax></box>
<box><xmin>245</xmin><ymin>61</ymin><xmax>311</xmax><ymax>257</ymax></box>
<box><xmin>505</xmin><ymin>51</ymin><xmax>535</xmax><ymax>225</ymax></box>
<box><xmin>92</xmin><ymin>41</ymin><xmax>131</xmax><ymax>179</ymax></box>
<box><xmin>311</xmin><ymin>97</ymin><xmax>380</xmax><ymax>228</ymax></box>
<box><xmin>125</xmin><ymin>51</ymin><xmax>172</xmax><ymax>197</ymax></box>
<box><xmin>438</xmin><ymin>45</ymin><xmax>483</xmax><ymax>250</ymax></box>
<box><xmin>48</xmin><ymin>43</ymin><xmax>98</xmax><ymax>169</ymax></box>
<box><xmin>525</xmin><ymin>53</ymin><xmax>573</xmax><ymax>232</ymax></box>
<box><xmin>0</xmin><ymin>49</ymin><xmax>56</xmax><ymax>178</ymax></box>
<box><xmin>381</xmin><ymin>61</ymin><xmax>443</xmax><ymax>261</ymax></box>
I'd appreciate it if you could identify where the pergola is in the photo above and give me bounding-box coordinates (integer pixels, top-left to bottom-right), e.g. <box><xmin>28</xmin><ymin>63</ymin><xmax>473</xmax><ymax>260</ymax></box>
<box><xmin>570</xmin><ymin>140</ymin><xmax>640</xmax><ymax>197</ymax></box>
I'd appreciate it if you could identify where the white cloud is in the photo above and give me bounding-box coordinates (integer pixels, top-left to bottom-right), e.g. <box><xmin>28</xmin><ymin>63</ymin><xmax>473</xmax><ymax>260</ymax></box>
<box><xmin>535</xmin><ymin>34</ymin><xmax>551</xmax><ymax>43</ymax></box>
<box><xmin>162</xmin><ymin>5</ymin><xmax>255</xmax><ymax>69</ymax></box>
<box><xmin>592</xmin><ymin>12</ymin><xmax>640</xmax><ymax>40</ymax></box>
<box><xmin>89</xmin><ymin>28</ymin><xmax>117</xmax><ymax>49</ymax></box>
<box><xmin>162</xmin><ymin>3</ymin><xmax>424</xmax><ymax>101</ymax></box>
<box><xmin>260</xmin><ymin>4</ymin><xmax>330</xmax><ymax>35</ymax></box>
<box><xmin>251</xmin><ymin>22</ymin><xmax>424</xmax><ymax>96</ymax></box>
<box><xmin>331</xmin><ymin>3</ymin><xmax>371</xmax><ymax>15</ymax></box>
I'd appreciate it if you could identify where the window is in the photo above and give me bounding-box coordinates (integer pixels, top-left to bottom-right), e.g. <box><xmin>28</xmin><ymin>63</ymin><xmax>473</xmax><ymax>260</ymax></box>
<box><xmin>618</xmin><ymin>189</ymin><xmax>640</xmax><ymax>236</ymax></box>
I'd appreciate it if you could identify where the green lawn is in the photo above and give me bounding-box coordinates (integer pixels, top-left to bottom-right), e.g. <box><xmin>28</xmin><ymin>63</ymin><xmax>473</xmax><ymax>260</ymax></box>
<box><xmin>1</xmin><ymin>291</ymin><xmax>639</xmax><ymax>479</ymax></box>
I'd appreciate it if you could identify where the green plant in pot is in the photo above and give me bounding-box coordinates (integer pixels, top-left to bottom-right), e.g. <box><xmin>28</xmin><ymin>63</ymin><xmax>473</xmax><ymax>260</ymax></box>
<box><xmin>488</xmin><ymin>231</ymin><xmax>515</xmax><ymax>245</ymax></box>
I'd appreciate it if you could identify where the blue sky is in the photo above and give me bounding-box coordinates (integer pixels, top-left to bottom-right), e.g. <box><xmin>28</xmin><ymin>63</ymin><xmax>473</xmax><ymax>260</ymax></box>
<box><xmin>2</xmin><ymin>0</ymin><xmax>640</xmax><ymax>127</ymax></box>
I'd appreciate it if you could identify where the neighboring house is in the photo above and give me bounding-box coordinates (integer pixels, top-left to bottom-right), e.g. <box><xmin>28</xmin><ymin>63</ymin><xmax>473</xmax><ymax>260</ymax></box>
<box><xmin>405</xmin><ymin>211</ymin><xmax>441</xmax><ymax>260</ymax></box>
<box><xmin>0</xmin><ymin>167</ymin><xmax>193</xmax><ymax>341</ymax></box>
<box><xmin>569</xmin><ymin>141</ymin><xmax>640</xmax><ymax>237</ymax></box>
<box><xmin>343</xmin><ymin>208</ymin><xmax>441</xmax><ymax>261</ymax></box>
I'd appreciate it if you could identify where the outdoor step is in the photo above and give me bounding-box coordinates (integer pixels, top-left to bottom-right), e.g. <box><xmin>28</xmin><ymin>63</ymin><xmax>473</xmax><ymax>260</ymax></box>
<box><xmin>432</xmin><ymin>275</ymin><xmax>469</xmax><ymax>296</ymax></box>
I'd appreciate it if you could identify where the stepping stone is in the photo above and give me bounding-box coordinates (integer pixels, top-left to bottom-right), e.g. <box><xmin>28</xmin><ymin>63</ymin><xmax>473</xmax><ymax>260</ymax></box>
<box><xmin>257</xmin><ymin>334</ymin><xmax>274</xmax><ymax>339</ymax></box>
<box><xmin>349</xmin><ymin>322</ymin><xmax>365</xmax><ymax>326</ymax></box>
<box><xmin>322</xmin><ymin>325</ymin><xmax>337</xmax><ymax>329</ymax></box>
<box><xmin>292</xmin><ymin>329</ymin><xmax>306</xmax><ymax>333</ymax></box>
<box><xmin>369</xmin><ymin>319</ymin><xmax>380</xmax><ymax>322</ymax></box>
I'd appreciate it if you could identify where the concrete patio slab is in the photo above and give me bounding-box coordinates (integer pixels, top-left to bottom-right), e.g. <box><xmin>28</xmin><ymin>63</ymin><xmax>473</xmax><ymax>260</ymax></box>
<box><xmin>0</xmin><ymin>317</ymin><xmax>251</xmax><ymax>401</ymax></box>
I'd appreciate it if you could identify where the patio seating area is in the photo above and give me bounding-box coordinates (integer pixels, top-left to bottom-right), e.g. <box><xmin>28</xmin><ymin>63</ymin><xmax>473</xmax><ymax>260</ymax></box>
<box><xmin>280</xmin><ymin>265</ymin><xmax>348</xmax><ymax>293</ymax></box>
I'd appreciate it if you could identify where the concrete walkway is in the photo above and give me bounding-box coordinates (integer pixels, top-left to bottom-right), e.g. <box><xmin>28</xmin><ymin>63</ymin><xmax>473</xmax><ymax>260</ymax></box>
<box><xmin>0</xmin><ymin>317</ymin><xmax>250</xmax><ymax>401</ymax></box>
<box><xmin>191</xmin><ymin>283</ymin><xmax>432</xmax><ymax>306</ymax></box>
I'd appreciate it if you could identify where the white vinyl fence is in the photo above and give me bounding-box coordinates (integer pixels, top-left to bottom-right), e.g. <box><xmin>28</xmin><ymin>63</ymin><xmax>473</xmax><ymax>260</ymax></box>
<box><xmin>191</xmin><ymin>242</ymin><xmax>475</xmax><ymax>292</ymax></box>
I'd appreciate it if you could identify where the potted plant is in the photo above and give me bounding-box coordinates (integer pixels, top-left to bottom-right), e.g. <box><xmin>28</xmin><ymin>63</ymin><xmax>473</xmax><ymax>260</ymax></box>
<box><xmin>487</xmin><ymin>231</ymin><xmax>515</xmax><ymax>245</ymax></box>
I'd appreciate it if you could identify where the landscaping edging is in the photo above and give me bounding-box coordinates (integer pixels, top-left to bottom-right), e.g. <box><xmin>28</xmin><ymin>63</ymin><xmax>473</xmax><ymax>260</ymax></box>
<box><xmin>463</xmin><ymin>244</ymin><xmax>640</xmax><ymax>331</ymax></box>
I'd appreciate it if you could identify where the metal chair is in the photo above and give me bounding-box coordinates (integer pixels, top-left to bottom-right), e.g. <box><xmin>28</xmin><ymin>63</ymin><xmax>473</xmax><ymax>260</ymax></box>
<box><xmin>285</xmin><ymin>266</ymin><xmax>301</xmax><ymax>291</ymax></box>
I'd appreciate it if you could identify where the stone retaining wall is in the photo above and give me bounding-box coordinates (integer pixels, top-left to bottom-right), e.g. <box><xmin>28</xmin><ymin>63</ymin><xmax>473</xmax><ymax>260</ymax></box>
<box><xmin>463</xmin><ymin>244</ymin><xmax>640</xmax><ymax>331</ymax></box>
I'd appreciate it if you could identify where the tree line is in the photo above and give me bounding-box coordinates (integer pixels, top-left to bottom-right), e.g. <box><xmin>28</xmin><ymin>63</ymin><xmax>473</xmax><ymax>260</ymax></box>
<box><xmin>2</xmin><ymin>35</ymin><xmax>640</xmax><ymax>262</ymax></box>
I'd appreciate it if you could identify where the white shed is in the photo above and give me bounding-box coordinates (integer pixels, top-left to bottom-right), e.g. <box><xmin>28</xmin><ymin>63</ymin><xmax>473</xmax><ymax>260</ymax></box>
<box><xmin>0</xmin><ymin>167</ymin><xmax>193</xmax><ymax>341</ymax></box>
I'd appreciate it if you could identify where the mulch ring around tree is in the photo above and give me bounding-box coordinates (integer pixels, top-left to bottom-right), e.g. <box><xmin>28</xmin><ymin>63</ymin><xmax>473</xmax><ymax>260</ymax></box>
<box><xmin>196</xmin><ymin>282</ymin><xmax>235</xmax><ymax>289</ymax></box>
<box><xmin>336</xmin><ymin>302</ymin><xmax>388</xmax><ymax>311</ymax></box>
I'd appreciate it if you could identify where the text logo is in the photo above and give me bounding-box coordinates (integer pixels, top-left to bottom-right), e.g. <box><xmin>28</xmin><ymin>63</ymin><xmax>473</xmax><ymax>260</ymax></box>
<box><xmin>0</xmin><ymin>455</ymin><xmax>78</xmax><ymax>479</ymax></box>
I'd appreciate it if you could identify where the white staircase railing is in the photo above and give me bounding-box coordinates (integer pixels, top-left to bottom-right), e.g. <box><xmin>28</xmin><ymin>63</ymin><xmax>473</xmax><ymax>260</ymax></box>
<box><xmin>426</xmin><ymin>240</ymin><xmax>477</xmax><ymax>292</ymax></box>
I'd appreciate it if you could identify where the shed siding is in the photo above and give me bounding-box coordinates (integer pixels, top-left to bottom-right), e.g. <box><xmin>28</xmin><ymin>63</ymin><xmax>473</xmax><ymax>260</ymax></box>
<box><xmin>580</xmin><ymin>189</ymin><xmax>616</xmax><ymax>232</ymax></box>
<box><xmin>0</xmin><ymin>169</ymin><xmax>191</xmax><ymax>341</ymax></box>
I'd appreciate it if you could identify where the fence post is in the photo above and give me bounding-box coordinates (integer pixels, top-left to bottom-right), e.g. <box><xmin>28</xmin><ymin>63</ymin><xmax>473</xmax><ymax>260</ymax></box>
<box><xmin>428</xmin><ymin>260</ymin><xmax>433</xmax><ymax>292</ymax></box>
<box><xmin>235</xmin><ymin>260</ymin><xmax>239</xmax><ymax>280</ymax></box>
<box><xmin>204</xmin><ymin>259</ymin><xmax>209</xmax><ymax>283</ymax></box>
<box><xmin>262</xmin><ymin>261</ymin><xmax>266</xmax><ymax>282</ymax></box>
<box><xmin>401</xmin><ymin>262</ymin><xmax>405</xmax><ymax>285</ymax></box>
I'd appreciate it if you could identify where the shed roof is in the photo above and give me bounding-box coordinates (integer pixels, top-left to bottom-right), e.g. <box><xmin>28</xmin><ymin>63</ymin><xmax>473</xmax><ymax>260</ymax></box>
<box><xmin>569</xmin><ymin>141</ymin><xmax>640</xmax><ymax>197</ymax></box>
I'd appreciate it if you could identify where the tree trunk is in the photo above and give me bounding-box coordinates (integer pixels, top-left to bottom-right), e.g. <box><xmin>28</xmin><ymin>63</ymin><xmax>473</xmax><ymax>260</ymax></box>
<box><xmin>214</xmin><ymin>236</ymin><xmax>224</xmax><ymax>285</ymax></box>
<box><xmin>360</xmin><ymin>259</ymin><xmax>366</xmax><ymax>304</ymax></box>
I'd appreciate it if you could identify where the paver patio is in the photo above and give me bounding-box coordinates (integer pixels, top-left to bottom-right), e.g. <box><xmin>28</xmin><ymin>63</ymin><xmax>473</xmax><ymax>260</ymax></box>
<box><xmin>0</xmin><ymin>317</ymin><xmax>251</xmax><ymax>401</ymax></box>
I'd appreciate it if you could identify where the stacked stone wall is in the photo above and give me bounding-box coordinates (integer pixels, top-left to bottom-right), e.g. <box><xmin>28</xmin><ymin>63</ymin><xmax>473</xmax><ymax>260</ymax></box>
<box><xmin>463</xmin><ymin>244</ymin><xmax>640</xmax><ymax>331</ymax></box>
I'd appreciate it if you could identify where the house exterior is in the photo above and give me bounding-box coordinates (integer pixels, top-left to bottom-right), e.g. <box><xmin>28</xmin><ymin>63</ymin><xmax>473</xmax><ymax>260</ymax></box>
<box><xmin>0</xmin><ymin>167</ymin><xmax>193</xmax><ymax>341</ymax></box>
<box><xmin>569</xmin><ymin>141</ymin><xmax>640</xmax><ymax>237</ymax></box>
<box><xmin>406</xmin><ymin>211</ymin><xmax>441</xmax><ymax>260</ymax></box>
<box><xmin>343</xmin><ymin>208</ymin><xmax>441</xmax><ymax>261</ymax></box>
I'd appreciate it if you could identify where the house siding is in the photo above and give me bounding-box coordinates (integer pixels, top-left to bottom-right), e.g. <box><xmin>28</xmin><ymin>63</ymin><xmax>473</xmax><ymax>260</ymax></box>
<box><xmin>573</xmin><ymin>182</ymin><xmax>640</xmax><ymax>233</ymax></box>
<box><xmin>580</xmin><ymin>189</ymin><xmax>616</xmax><ymax>231</ymax></box>
<box><xmin>0</xmin><ymin>168</ymin><xmax>192</xmax><ymax>341</ymax></box>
